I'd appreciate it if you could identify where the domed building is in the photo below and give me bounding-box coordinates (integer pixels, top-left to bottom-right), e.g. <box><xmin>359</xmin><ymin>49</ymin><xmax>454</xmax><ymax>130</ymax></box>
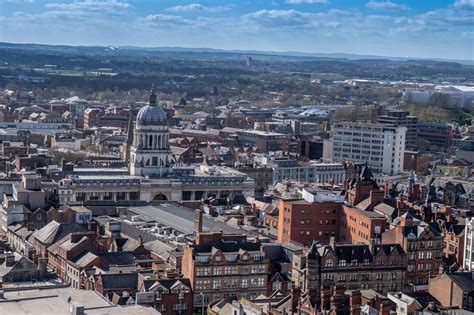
<box><xmin>129</xmin><ymin>87</ymin><xmax>174</xmax><ymax>177</ymax></box>
<box><xmin>57</xmin><ymin>86</ymin><xmax>254</xmax><ymax>204</ymax></box>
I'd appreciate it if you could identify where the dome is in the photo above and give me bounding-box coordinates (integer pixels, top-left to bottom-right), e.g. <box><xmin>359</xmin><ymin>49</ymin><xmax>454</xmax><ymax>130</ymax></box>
<box><xmin>136</xmin><ymin>87</ymin><xmax>167</xmax><ymax>127</ymax></box>
<box><xmin>136</xmin><ymin>105</ymin><xmax>167</xmax><ymax>127</ymax></box>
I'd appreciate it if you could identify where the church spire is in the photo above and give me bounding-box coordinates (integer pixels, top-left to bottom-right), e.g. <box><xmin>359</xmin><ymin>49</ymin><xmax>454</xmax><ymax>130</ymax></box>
<box><xmin>149</xmin><ymin>84</ymin><xmax>157</xmax><ymax>106</ymax></box>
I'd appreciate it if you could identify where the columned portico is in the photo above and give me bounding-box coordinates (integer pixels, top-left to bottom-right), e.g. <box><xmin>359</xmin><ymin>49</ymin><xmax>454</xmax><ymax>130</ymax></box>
<box><xmin>130</xmin><ymin>87</ymin><xmax>174</xmax><ymax>177</ymax></box>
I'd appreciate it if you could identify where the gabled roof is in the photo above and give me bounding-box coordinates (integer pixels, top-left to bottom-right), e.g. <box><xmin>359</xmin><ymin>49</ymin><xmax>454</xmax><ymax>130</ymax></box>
<box><xmin>194</xmin><ymin>240</ymin><xmax>261</xmax><ymax>254</ymax></box>
<box><xmin>0</xmin><ymin>254</ymin><xmax>37</xmax><ymax>277</ymax></box>
<box><xmin>98</xmin><ymin>251</ymin><xmax>135</xmax><ymax>268</ymax></box>
<box><xmin>72</xmin><ymin>251</ymin><xmax>99</xmax><ymax>268</ymax></box>
<box><xmin>149</xmin><ymin>278</ymin><xmax>191</xmax><ymax>291</ymax></box>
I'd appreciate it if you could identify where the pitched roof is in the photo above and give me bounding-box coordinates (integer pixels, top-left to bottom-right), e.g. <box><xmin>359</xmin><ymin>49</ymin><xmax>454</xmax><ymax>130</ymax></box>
<box><xmin>0</xmin><ymin>254</ymin><xmax>37</xmax><ymax>277</ymax></box>
<box><xmin>32</xmin><ymin>221</ymin><xmax>86</xmax><ymax>244</ymax></box>
<box><xmin>100</xmin><ymin>273</ymin><xmax>138</xmax><ymax>290</ymax></box>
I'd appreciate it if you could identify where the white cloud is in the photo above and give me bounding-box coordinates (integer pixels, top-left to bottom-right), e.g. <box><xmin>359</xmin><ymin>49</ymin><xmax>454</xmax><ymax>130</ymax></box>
<box><xmin>243</xmin><ymin>9</ymin><xmax>312</xmax><ymax>26</ymax></box>
<box><xmin>454</xmin><ymin>0</ymin><xmax>474</xmax><ymax>10</ymax></box>
<box><xmin>366</xmin><ymin>1</ymin><xmax>409</xmax><ymax>11</ymax></box>
<box><xmin>45</xmin><ymin>0</ymin><xmax>130</xmax><ymax>11</ymax></box>
<box><xmin>144</xmin><ymin>14</ymin><xmax>191</xmax><ymax>25</ymax></box>
<box><xmin>285</xmin><ymin>0</ymin><xmax>328</xmax><ymax>4</ymax></box>
<box><xmin>1</xmin><ymin>0</ymin><xmax>34</xmax><ymax>3</ymax></box>
<box><xmin>165</xmin><ymin>3</ymin><xmax>229</xmax><ymax>13</ymax></box>
<box><xmin>242</xmin><ymin>9</ymin><xmax>342</xmax><ymax>29</ymax></box>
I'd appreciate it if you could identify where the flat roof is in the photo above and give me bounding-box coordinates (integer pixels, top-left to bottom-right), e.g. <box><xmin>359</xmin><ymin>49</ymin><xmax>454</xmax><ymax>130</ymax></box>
<box><xmin>0</xmin><ymin>287</ymin><xmax>159</xmax><ymax>314</ymax></box>
<box><xmin>128</xmin><ymin>203</ymin><xmax>258</xmax><ymax>236</ymax></box>
<box><xmin>237</xmin><ymin>129</ymin><xmax>286</xmax><ymax>136</ymax></box>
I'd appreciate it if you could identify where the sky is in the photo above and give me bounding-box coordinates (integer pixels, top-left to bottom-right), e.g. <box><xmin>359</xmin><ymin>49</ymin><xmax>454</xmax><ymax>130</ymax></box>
<box><xmin>0</xmin><ymin>0</ymin><xmax>473</xmax><ymax>60</ymax></box>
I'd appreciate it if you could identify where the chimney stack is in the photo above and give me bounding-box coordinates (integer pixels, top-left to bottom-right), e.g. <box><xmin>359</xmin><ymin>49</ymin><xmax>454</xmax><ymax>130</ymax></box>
<box><xmin>5</xmin><ymin>254</ymin><xmax>14</xmax><ymax>267</ymax></box>
<box><xmin>329</xmin><ymin>236</ymin><xmax>336</xmax><ymax>250</ymax></box>
<box><xmin>194</xmin><ymin>209</ymin><xmax>203</xmax><ymax>234</ymax></box>
<box><xmin>38</xmin><ymin>257</ymin><xmax>48</xmax><ymax>279</ymax></box>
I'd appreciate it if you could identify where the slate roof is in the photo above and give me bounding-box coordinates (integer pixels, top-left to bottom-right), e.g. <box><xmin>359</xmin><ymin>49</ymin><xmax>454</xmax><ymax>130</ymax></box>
<box><xmin>0</xmin><ymin>254</ymin><xmax>37</xmax><ymax>277</ymax></box>
<box><xmin>100</xmin><ymin>273</ymin><xmax>138</xmax><ymax>290</ymax></box>
<box><xmin>194</xmin><ymin>240</ymin><xmax>261</xmax><ymax>254</ymax></box>
<box><xmin>449</xmin><ymin>272</ymin><xmax>474</xmax><ymax>292</ymax></box>
<box><xmin>148</xmin><ymin>278</ymin><xmax>191</xmax><ymax>291</ymax></box>
<box><xmin>373</xmin><ymin>202</ymin><xmax>397</xmax><ymax>218</ymax></box>
<box><xmin>98</xmin><ymin>251</ymin><xmax>135</xmax><ymax>268</ymax></box>
<box><xmin>143</xmin><ymin>240</ymin><xmax>174</xmax><ymax>260</ymax></box>
<box><xmin>32</xmin><ymin>221</ymin><xmax>86</xmax><ymax>244</ymax></box>
<box><xmin>318</xmin><ymin>243</ymin><xmax>404</xmax><ymax>261</ymax></box>
<box><xmin>73</xmin><ymin>252</ymin><xmax>99</xmax><ymax>268</ymax></box>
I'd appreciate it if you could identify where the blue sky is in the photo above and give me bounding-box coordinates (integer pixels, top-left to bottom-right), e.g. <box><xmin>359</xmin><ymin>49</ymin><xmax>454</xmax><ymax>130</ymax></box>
<box><xmin>1</xmin><ymin>0</ymin><xmax>473</xmax><ymax>60</ymax></box>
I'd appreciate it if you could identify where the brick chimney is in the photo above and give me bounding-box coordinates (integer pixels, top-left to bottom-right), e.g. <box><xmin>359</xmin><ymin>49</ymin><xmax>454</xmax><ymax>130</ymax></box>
<box><xmin>70</xmin><ymin>233</ymin><xmax>82</xmax><ymax>243</ymax></box>
<box><xmin>412</xmin><ymin>184</ymin><xmax>420</xmax><ymax>201</ymax></box>
<box><xmin>349</xmin><ymin>290</ymin><xmax>362</xmax><ymax>315</ymax></box>
<box><xmin>5</xmin><ymin>254</ymin><xmax>15</xmax><ymax>267</ymax></box>
<box><xmin>194</xmin><ymin>209</ymin><xmax>203</xmax><ymax>235</ymax></box>
<box><xmin>384</xmin><ymin>181</ymin><xmax>391</xmax><ymax>196</ymax></box>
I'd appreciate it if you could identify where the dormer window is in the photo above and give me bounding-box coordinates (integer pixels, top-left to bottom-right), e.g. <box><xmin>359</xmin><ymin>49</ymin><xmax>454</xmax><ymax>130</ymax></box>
<box><xmin>338</xmin><ymin>259</ymin><xmax>346</xmax><ymax>267</ymax></box>
<box><xmin>325</xmin><ymin>259</ymin><xmax>334</xmax><ymax>267</ymax></box>
<box><xmin>363</xmin><ymin>259</ymin><xmax>370</xmax><ymax>266</ymax></box>
<box><xmin>351</xmin><ymin>259</ymin><xmax>358</xmax><ymax>266</ymax></box>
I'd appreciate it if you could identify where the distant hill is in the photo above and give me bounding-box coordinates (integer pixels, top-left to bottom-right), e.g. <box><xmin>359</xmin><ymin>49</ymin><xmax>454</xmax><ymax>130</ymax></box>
<box><xmin>0</xmin><ymin>42</ymin><xmax>473</xmax><ymax>65</ymax></box>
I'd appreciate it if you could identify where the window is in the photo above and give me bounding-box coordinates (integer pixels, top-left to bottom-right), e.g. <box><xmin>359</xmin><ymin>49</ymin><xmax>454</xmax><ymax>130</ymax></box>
<box><xmin>325</xmin><ymin>259</ymin><xmax>334</xmax><ymax>267</ymax></box>
<box><xmin>351</xmin><ymin>259</ymin><xmax>358</xmax><ymax>266</ymax></box>
<box><xmin>272</xmin><ymin>281</ymin><xmax>282</xmax><ymax>291</ymax></box>
<box><xmin>241</xmin><ymin>279</ymin><xmax>248</xmax><ymax>288</ymax></box>
<box><xmin>339</xmin><ymin>259</ymin><xmax>347</xmax><ymax>267</ymax></box>
<box><xmin>363</xmin><ymin>259</ymin><xmax>370</xmax><ymax>266</ymax></box>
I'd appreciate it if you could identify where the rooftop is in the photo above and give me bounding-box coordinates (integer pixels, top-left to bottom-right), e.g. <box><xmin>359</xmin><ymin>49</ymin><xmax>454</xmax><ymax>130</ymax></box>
<box><xmin>0</xmin><ymin>287</ymin><xmax>159</xmax><ymax>314</ymax></box>
<box><xmin>128</xmin><ymin>202</ymin><xmax>258</xmax><ymax>236</ymax></box>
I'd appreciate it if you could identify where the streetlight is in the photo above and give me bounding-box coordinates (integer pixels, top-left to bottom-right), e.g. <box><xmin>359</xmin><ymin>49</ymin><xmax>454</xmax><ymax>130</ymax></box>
<box><xmin>409</xmin><ymin>282</ymin><xmax>416</xmax><ymax>292</ymax></box>
<box><xmin>200</xmin><ymin>292</ymin><xmax>205</xmax><ymax>315</ymax></box>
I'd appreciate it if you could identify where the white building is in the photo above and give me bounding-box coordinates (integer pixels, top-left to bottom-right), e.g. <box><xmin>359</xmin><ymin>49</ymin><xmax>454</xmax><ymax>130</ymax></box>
<box><xmin>332</xmin><ymin>122</ymin><xmax>406</xmax><ymax>175</ymax></box>
<box><xmin>130</xmin><ymin>88</ymin><xmax>174</xmax><ymax>177</ymax></box>
<box><xmin>57</xmin><ymin>88</ymin><xmax>255</xmax><ymax>204</ymax></box>
<box><xmin>463</xmin><ymin>218</ymin><xmax>474</xmax><ymax>271</ymax></box>
<box><xmin>259</xmin><ymin>156</ymin><xmax>346</xmax><ymax>185</ymax></box>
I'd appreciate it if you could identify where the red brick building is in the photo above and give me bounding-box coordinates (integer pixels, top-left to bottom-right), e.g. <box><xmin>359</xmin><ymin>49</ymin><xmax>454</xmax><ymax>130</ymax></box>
<box><xmin>278</xmin><ymin>199</ymin><xmax>340</xmax><ymax>245</ymax></box>
<box><xmin>339</xmin><ymin>205</ymin><xmax>386</xmax><ymax>244</ymax></box>
<box><xmin>381</xmin><ymin>212</ymin><xmax>444</xmax><ymax>290</ymax></box>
